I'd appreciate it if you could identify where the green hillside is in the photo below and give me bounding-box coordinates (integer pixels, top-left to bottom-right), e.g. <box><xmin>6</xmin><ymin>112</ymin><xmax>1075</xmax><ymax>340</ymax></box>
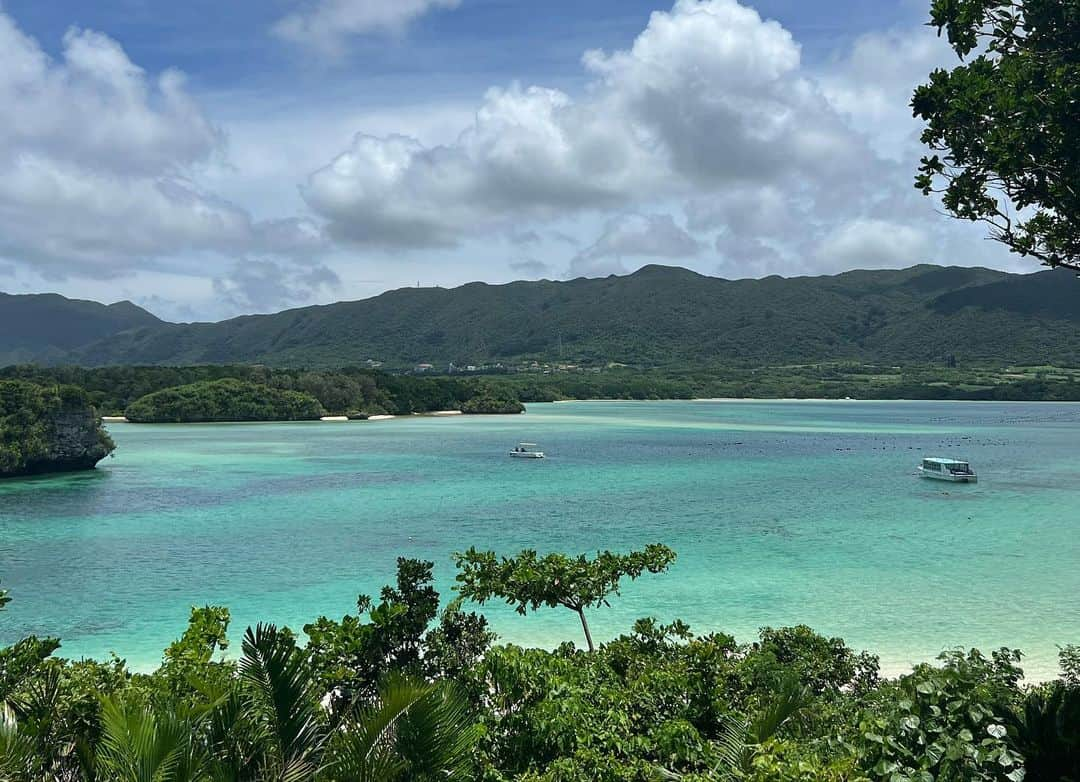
<box><xmin>0</xmin><ymin>293</ymin><xmax>160</xmax><ymax>367</ymax></box>
<box><xmin>4</xmin><ymin>265</ymin><xmax>1080</xmax><ymax>368</ymax></box>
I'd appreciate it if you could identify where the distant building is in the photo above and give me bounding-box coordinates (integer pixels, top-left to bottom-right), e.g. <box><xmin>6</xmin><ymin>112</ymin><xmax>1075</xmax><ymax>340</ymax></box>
<box><xmin>415</xmin><ymin>363</ymin><xmax>434</xmax><ymax>372</ymax></box>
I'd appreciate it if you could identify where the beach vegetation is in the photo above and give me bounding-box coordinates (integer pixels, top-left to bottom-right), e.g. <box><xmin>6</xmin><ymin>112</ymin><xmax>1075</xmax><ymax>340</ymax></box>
<box><xmin>914</xmin><ymin>0</ymin><xmax>1080</xmax><ymax>271</ymax></box>
<box><xmin>454</xmin><ymin>544</ymin><xmax>677</xmax><ymax>653</ymax></box>
<box><xmin>0</xmin><ymin>549</ymin><xmax>1078</xmax><ymax>780</ymax></box>
<box><xmin>303</xmin><ymin>558</ymin><xmax>494</xmax><ymax>703</ymax></box>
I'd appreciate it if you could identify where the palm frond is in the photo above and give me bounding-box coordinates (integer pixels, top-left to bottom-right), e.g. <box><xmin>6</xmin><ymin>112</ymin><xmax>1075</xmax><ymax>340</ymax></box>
<box><xmin>0</xmin><ymin>705</ymin><xmax>40</xmax><ymax>782</ymax></box>
<box><xmin>748</xmin><ymin>673</ymin><xmax>811</xmax><ymax>744</ymax></box>
<box><xmin>199</xmin><ymin>681</ymin><xmax>252</xmax><ymax>782</ymax></box>
<box><xmin>322</xmin><ymin>675</ymin><xmax>479</xmax><ymax>782</ymax></box>
<box><xmin>711</xmin><ymin>714</ymin><xmax>751</xmax><ymax>780</ymax></box>
<box><xmin>95</xmin><ymin>694</ymin><xmax>205</xmax><ymax>782</ymax></box>
<box><xmin>661</xmin><ymin>675</ymin><xmax>811</xmax><ymax>782</ymax></box>
<box><xmin>385</xmin><ymin>681</ymin><xmax>479</xmax><ymax>781</ymax></box>
<box><xmin>238</xmin><ymin>624</ymin><xmax>324</xmax><ymax>782</ymax></box>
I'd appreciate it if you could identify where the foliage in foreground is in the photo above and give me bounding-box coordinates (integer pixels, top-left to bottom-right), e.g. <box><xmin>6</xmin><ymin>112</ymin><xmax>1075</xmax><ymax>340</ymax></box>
<box><xmin>1</xmin><ymin>550</ymin><xmax>1078</xmax><ymax>781</ymax></box>
<box><xmin>914</xmin><ymin>0</ymin><xmax>1080</xmax><ymax>271</ymax></box>
<box><xmin>455</xmin><ymin>544</ymin><xmax>677</xmax><ymax>652</ymax></box>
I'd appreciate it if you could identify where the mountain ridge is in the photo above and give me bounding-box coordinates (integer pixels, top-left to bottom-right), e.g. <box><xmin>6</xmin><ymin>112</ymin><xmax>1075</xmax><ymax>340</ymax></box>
<box><xmin>2</xmin><ymin>264</ymin><xmax>1078</xmax><ymax>368</ymax></box>
<box><xmin>0</xmin><ymin>292</ymin><xmax>161</xmax><ymax>367</ymax></box>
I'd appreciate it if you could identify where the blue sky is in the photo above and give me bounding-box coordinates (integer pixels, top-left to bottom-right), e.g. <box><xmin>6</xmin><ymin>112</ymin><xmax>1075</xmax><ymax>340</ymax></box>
<box><xmin>0</xmin><ymin>0</ymin><xmax>1021</xmax><ymax>320</ymax></box>
<box><xmin>7</xmin><ymin>1</ymin><xmax>926</xmax><ymax>87</ymax></box>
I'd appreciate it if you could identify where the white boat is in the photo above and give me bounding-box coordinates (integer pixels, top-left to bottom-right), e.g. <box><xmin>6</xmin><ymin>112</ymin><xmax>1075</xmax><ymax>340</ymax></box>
<box><xmin>917</xmin><ymin>457</ymin><xmax>977</xmax><ymax>483</ymax></box>
<box><xmin>510</xmin><ymin>442</ymin><xmax>545</xmax><ymax>459</ymax></box>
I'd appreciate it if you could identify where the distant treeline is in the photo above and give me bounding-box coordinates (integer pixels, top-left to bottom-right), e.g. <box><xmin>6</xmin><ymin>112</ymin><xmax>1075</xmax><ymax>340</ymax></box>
<box><xmin>484</xmin><ymin>364</ymin><xmax>1080</xmax><ymax>403</ymax></box>
<box><xmin>0</xmin><ymin>365</ymin><xmax>527</xmax><ymax>419</ymax></box>
<box><xmin>2</xmin><ymin>363</ymin><xmax>1079</xmax><ymax>422</ymax></box>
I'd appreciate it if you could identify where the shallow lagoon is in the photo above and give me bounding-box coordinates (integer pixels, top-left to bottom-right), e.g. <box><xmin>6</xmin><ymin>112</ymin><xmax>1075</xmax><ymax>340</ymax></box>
<box><xmin>2</xmin><ymin>400</ymin><xmax>1078</xmax><ymax>678</ymax></box>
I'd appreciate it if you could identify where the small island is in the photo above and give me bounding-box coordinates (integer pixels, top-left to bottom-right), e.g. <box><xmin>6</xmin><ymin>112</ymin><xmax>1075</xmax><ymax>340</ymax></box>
<box><xmin>0</xmin><ymin>380</ymin><xmax>115</xmax><ymax>478</ymax></box>
<box><xmin>460</xmin><ymin>393</ymin><xmax>525</xmax><ymax>414</ymax></box>
<box><xmin>124</xmin><ymin>379</ymin><xmax>326</xmax><ymax>423</ymax></box>
<box><xmin>113</xmin><ymin>375</ymin><xmax>526</xmax><ymax>423</ymax></box>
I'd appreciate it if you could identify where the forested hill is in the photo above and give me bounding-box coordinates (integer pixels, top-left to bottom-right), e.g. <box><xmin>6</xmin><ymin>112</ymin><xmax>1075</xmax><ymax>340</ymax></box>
<box><xmin>5</xmin><ymin>264</ymin><xmax>1080</xmax><ymax>368</ymax></box>
<box><xmin>0</xmin><ymin>293</ymin><xmax>160</xmax><ymax>367</ymax></box>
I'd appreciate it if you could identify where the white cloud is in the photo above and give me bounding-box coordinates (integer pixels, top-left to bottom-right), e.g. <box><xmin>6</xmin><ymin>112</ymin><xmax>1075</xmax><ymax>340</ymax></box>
<box><xmin>0</xmin><ymin>0</ymin><xmax>1033</xmax><ymax>319</ymax></box>
<box><xmin>302</xmin><ymin>83</ymin><xmax>654</xmax><ymax>247</ymax></box>
<box><xmin>301</xmin><ymin>0</ymin><xmax>879</xmax><ymax>261</ymax></box>
<box><xmin>213</xmin><ymin>260</ymin><xmax>342</xmax><ymax>314</ymax></box>
<box><xmin>0</xmin><ymin>10</ymin><xmax>326</xmax><ymax>291</ymax></box>
<box><xmin>816</xmin><ymin>218</ymin><xmax>932</xmax><ymax>271</ymax></box>
<box><xmin>819</xmin><ymin>27</ymin><xmax>954</xmax><ymax>161</ymax></box>
<box><xmin>570</xmin><ymin>213</ymin><xmax>701</xmax><ymax>278</ymax></box>
<box><xmin>273</xmin><ymin>0</ymin><xmax>460</xmax><ymax>57</ymax></box>
<box><xmin>0</xmin><ymin>20</ymin><xmax>220</xmax><ymax>176</ymax></box>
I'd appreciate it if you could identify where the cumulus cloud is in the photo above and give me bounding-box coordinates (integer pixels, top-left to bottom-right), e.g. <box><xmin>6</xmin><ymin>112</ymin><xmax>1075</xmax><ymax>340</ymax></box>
<box><xmin>815</xmin><ymin>219</ymin><xmax>932</xmax><ymax>271</ymax></box>
<box><xmin>301</xmin><ymin>0</ymin><xmax>882</xmax><ymax>263</ymax></box>
<box><xmin>273</xmin><ymin>0</ymin><xmax>460</xmax><ymax>57</ymax></box>
<box><xmin>302</xmin><ymin>83</ymin><xmax>652</xmax><ymax>247</ymax></box>
<box><xmin>819</xmin><ymin>27</ymin><xmax>955</xmax><ymax>161</ymax></box>
<box><xmin>0</xmin><ymin>11</ymin><xmax>325</xmax><ymax>282</ymax></box>
<box><xmin>1</xmin><ymin>0</ymin><xmax>1019</xmax><ymax>316</ymax></box>
<box><xmin>569</xmin><ymin>213</ymin><xmax>701</xmax><ymax>278</ymax></box>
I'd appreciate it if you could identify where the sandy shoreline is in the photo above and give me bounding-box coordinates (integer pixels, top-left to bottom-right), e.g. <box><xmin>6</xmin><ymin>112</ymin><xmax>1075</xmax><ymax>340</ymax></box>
<box><xmin>103</xmin><ymin>410</ymin><xmax>478</xmax><ymax>426</ymax></box>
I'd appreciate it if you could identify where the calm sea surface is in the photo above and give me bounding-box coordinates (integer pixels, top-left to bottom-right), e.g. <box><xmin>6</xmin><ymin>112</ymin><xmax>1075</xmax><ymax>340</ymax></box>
<box><xmin>1</xmin><ymin>400</ymin><xmax>1078</xmax><ymax>679</ymax></box>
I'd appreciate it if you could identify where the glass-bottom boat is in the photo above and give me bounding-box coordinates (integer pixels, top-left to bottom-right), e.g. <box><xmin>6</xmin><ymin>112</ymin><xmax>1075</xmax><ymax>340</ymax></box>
<box><xmin>917</xmin><ymin>457</ymin><xmax>977</xmax><ymax>483</ymax></box>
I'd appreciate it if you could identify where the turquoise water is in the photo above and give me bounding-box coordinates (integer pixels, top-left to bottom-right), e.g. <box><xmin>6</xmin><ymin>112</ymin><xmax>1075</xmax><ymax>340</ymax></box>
<box><xmin>1</xmin><ymin>400</ymin><xmax>1078</xmax><ymax>679</ymax></box>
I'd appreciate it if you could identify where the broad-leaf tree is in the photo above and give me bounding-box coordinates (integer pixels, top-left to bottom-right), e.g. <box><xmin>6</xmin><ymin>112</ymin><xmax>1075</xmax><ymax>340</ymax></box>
<box><xmin>913</xmin><ymin>0</ymin><xmax>1080</xmax><ymax>271</ymax></box>
<box><xmin>454</xmin><ymin>544</ymin><xmax>676</xmax><ymax>652</ymax></box>
<box><xmin>303</xmin><ymin>559</ymin><xmax>493</xmax><ymax>703</ymax></box>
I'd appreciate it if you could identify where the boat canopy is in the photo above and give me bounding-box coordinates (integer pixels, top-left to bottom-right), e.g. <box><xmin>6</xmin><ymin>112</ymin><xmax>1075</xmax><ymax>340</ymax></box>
<box><xmin>921</xmin><ymin>457</ymin><xmax>973</xmax><ymax>473</ymax></box>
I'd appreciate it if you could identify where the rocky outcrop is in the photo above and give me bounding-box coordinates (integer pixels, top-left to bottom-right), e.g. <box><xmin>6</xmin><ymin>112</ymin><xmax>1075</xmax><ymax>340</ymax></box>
<box><xmin>22</xmin><ymin>409</ymin><xmax>114</xmax><ymax>475</ymax></box>
<box><xmin>0</xmin><ymin>380</ymin><xmax>115</xmax><ymax>479</ymax></box>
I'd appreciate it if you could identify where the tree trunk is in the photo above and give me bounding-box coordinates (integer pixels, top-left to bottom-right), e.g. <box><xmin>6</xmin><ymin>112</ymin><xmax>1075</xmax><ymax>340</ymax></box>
<box><xmin>576</xmin><ymin>607</ymin><xmax>595</xmax><ymax>653</ymax></box>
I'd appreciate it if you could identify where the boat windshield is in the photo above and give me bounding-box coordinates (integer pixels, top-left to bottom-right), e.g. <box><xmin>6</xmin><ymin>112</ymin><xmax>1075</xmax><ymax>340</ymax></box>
<box><xmin>948</xmin><ymin>463</ymin><xmax>971</xmax><ymax>473</ymax></box>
